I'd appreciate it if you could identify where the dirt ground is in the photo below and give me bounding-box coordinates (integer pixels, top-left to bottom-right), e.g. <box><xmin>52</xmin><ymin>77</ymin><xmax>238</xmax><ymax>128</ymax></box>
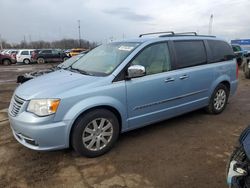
<box><xmin>0</xmin><ymin>63</ymin><xmax>250</xmax><ymax>188</ymax></box>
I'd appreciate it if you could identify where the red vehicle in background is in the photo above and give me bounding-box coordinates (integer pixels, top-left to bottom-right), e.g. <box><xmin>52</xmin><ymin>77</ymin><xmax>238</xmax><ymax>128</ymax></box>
<box><xmin>0</xmin><ymin>53</ymin><xmax>16</xmax><ymax>65</ymax></box>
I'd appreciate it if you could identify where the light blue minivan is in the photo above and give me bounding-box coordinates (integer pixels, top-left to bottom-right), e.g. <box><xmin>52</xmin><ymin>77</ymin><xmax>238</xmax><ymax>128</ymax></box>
<box><xmin>8</xmin><ymin>32</ymin><xmax>238</xmax><ymax>157</ymax></box>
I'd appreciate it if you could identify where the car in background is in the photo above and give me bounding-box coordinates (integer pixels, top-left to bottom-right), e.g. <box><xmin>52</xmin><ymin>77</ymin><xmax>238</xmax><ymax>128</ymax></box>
<box><xmin>69</xmin><ymin>48</ymin><xmax>87</xmax><ymax>57</ymax></box>
<box><xmin>17</xmin><ymin>53</ymin><xmax>85</xmax><ymax>83</ymax></box>
<box><xmin>0</xmin><ymin>53</ymin><xmax>16</xmax><ymax>65</ymax></box>
<box><xmin>3</xmin><ymin>49</ymin><xmax>18</xmax><ymax>63</ymax></box>
<box><xmin>16</xmin><ymin>49</ymin><xmax>34</xmax><ymax>64</ymax></box>
<box><xmin>240</xmin><ymin>46</ymin><xmax>250</xmax><ymax>79</ymax></box>
<box><xmin>0</xmin><ymin>49</ymin><xmax>8</xmax><ymax>54</ymax></box>
<box><xmin>31</xmin><ymin>49</ymin><xmax>69</xmax><ymax>64</ymax></box>
<box><xmin>232</xmin><ymin>45</ymin><xmax>245</xmax><ymax>66</ymax></box>
<box><xmin>64</xmin><ymin>49</ymin><xmax>72</xmax><ymax>57</ymax></box>
<box><xmin>227</xmin><ymin>125</ymin><xmax>250</xmax><ymax>188</ymax></box>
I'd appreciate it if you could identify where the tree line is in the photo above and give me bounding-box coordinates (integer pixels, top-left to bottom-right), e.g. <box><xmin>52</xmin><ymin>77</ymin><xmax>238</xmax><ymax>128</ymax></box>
<box><xmin>0</xmin><ymin>38</ymin><xmax>98</xmax><ymax>50</ymax></box>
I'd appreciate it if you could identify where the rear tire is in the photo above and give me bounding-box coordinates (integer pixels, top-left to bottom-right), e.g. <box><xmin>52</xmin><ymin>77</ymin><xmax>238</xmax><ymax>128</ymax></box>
<box><xmin>71</xmin><ymin>109</ymin><xmax>120</xmax><ymax>157</ymax></box>
<box><xmin>37</xmin><ymin>57</ymin><xmax>45</xmax><ymax>64</ymax></box>
<box><xmin>205</xmin><ymin>84</ymin><xmax>229</xmax><ymax>114</ymax></box>
<box><xmin>23</xmin><ymin>59</ymin><xmax>30</xmax><ymax>64</ymax></box>
<box><xmin>2</xmin><ymin>59</ymin><xmax>11</xmax><ymax>65</ymax></box>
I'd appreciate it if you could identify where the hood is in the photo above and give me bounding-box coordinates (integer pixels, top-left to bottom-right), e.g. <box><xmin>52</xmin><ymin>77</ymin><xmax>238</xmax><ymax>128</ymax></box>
<box><xmin>15</xmin><ymin>69</ymin><xmax>107</xmax><ymax>100</ymax></box>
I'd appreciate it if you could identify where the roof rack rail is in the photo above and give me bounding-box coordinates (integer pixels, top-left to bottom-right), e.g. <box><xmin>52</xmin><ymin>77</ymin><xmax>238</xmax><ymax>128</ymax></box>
<box><xmin>175</xmin><ymin>32</ymin><xmax>197</xmax><ymax>35</ymax></box>
<box><xmin>139</xmin><ymin>31</ymin><xmax>174</xmax><ymax>37</ymax></box>
<box><xmin>159</xmin><ymin>33</ymin><xmax>216</xmax><ymax>38</ymax></box>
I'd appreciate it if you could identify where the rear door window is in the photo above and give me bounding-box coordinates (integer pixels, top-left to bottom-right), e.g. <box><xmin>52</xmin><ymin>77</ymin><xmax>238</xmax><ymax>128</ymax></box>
<box><xmin>21</xmin><ymin>51</ymin><xmax>29</xmax><ymax>55</ymax></box>
<box><xmin>41</xmin><ymin>50</ymin><xmax>52</xmax><ymax>54</ymax></box>
<box><xmin>208</xmin><ymin>40</ymin><xmax>235</xmax><ymax>63</ymax></box>
<box><xmin>174</xmin><ymin>40</ymin><xmax>207</xmax><ymax>69</ymax></box>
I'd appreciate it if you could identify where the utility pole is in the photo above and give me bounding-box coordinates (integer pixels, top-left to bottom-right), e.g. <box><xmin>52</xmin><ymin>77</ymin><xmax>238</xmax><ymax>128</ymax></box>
<box><xmin>0</xmin><ymin>34</ymin><xmax>3</xmax><ymax>50</ymax></box>
<box><xmin>208</xmin><ymin>14</ymin><xmax>213</xmax><ymax>35</ymax></box>
<box><xmin>78</xmin><ymin>20</ymin><xmax>81</xmax><ymax>48</ymax></box>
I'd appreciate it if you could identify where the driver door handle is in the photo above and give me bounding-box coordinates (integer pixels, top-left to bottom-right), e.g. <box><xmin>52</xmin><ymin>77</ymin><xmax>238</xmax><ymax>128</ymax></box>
<box><xmin>165</xmin><ymin>77</ymin><xmax>175</xmax><ymax>83</ymax></box>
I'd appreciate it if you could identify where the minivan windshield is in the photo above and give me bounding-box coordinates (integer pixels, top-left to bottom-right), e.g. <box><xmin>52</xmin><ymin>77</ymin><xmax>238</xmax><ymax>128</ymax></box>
<box><xmin>71</xmin><ymin>42</ymin><xmax>141</xmax><ymax>76</ymax></box>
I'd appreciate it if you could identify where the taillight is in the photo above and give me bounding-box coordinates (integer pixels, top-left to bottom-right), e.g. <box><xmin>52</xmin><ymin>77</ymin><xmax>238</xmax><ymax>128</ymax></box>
<box><xmin>236</xmin><ymin>61</ymin><xmax>239</xmax><ymax>79</ymax></box>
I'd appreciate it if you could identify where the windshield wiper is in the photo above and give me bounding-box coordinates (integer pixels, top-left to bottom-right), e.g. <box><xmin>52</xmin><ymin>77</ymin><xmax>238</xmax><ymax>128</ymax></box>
<box><xmin>68</xmin><ymin>67</ymin><xmax>93</xmax><ymax>76</ymax></box>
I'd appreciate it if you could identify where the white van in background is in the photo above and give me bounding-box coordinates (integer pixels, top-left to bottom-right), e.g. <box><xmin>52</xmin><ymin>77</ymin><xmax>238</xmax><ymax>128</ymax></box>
<box><xmin>16</xmin><ymin>49</ymin><xmax>34</xmax><ymax>64</ymax></box>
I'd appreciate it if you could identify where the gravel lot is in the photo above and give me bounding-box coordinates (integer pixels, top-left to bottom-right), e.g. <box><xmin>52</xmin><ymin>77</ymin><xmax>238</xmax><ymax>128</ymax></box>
<box><xmin>0</xmin><ymin>64</ymin><xmax>250</xmax><ymax>188</ymax></box>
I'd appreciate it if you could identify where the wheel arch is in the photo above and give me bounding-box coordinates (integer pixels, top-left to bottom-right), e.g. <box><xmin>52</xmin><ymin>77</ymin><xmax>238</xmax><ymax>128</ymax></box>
<box><xmin>210</xmin><ymin>76</ymin><xmax>231</xmax><ymax>97</ymax></box>
<box><xmin>68</xmin><ymin>105</ymin><xmax>123</xmax><ymax>148</ymax></box>
<box><xmin>220</xmin><ymin>80</ymin><xmax>230</xmax><ymax>92</ymax></box>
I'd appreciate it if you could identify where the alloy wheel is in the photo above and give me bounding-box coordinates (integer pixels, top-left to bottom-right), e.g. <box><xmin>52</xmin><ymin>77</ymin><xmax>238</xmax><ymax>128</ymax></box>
<box><xmin>82</xmin><ymin>118</ymin><xmax>113</xmax><ymax>151</ymax></box>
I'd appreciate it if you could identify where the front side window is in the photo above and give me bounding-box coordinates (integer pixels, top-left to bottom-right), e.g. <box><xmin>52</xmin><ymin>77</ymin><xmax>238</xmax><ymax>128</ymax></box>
<box><xmin>71</xmin><ymin>42</ymin><xmax>140</xmax><ymax>76</ymax></box>
<box><xmin>131</xmin><ymin>43</ymin><xmax>171</xmax><ymax>75</ymax></box>
<box><xmin>208</xmin><ymin>40</ymin><xmax>235</xmax><ymax>63</ymax></box>
<box><xmin>174</xmin><ymin>40</ymin><xmax>207</xmax><ymax>68</ymax></box>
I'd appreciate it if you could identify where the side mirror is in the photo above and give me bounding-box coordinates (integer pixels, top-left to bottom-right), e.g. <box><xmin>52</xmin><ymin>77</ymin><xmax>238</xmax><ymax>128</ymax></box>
<box><xmin>127</xmin><ymin>65</ymin><xmax>146</xmax><ymax>79</ymax></box>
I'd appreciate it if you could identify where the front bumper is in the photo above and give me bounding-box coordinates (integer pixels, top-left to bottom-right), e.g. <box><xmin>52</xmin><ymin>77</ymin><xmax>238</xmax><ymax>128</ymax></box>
<box><xmin>8</xmin><ymin>111</ymin><xmax>70</xmax><ymax>151</ymax></box>
<box><xmin>230</xmin><ymin>80</ymin><xmax>238</xmax><ymax>98</ymax></box>
<box><xmin>227</xmin><ymin>160</ymin><xmax>247</xmax><ymax>188</ymax></box>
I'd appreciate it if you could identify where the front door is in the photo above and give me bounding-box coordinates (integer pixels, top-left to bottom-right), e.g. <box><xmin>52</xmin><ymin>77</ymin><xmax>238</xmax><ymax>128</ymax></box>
<box><xmin>125</xmin><ymin>42</ymin><xmax>185</xmax><ymax>129</ymax></box>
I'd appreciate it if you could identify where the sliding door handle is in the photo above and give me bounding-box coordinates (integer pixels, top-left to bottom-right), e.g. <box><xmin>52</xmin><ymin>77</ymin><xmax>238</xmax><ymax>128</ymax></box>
<box><xmin>179</xmin><ymin>75</ymin><xmax>189</xmax><ymax>80</ymax></box>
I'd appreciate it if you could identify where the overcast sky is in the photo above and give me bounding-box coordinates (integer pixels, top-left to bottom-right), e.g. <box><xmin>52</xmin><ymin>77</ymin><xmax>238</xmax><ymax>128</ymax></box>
<box><xmin>1</xmin><ymin>0</ymin><xmax>250</xmax><ymax>43</ymax></box>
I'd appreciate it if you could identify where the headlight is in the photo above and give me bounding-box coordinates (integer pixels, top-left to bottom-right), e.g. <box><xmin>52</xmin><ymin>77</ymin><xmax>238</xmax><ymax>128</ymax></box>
<box><xmin>27</xmin><ymin>99</ymin><xmax>60</xmax><ymax>116</ymax></box>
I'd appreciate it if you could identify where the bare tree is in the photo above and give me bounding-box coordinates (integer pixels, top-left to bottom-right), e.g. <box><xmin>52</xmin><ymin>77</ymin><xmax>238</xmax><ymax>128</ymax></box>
<box><xmin>3</xmin><ymin>38</ymin><xmax>97</xmax><ymax>50</ymax></box>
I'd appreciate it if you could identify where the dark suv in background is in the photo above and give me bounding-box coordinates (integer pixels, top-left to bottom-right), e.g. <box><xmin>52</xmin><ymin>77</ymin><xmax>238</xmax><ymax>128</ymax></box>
<box><xmin>232</xmin><ymin>45</ymin><xmax>245</xmax><ymax>66</ymax></box>
<box><xmin>31</xmin><ymin>49</ymin><xmax>69</xmax><ymax>64</ymax></box>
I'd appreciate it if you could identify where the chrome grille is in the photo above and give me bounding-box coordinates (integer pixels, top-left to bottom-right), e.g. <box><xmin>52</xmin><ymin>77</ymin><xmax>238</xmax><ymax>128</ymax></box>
<box><xmin>10</xmin><ymin>95</ymin><xmax>25</xmax><ymax>117</ymax></box>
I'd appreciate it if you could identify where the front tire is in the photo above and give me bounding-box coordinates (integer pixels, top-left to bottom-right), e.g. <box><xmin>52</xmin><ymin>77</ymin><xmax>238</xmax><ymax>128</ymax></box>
<box><xmin>71</xmin><ymin>109</ymin><xmax>120</xmax><ymax>157</ymax></box>
<box><xmin>205</xmin><ymin>84</ymin><xmax>229</xmax><ymax>114</ymax></box>
<box><xmin>63</xmin><ymin>57</ymin><xmax>68</xmax><ymax>61</ymax></box>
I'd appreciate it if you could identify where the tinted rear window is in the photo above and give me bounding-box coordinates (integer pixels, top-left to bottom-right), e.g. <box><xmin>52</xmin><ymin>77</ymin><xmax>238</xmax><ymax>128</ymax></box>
<box><xmin>174</xmin><ymin>40</ymin><xmax>207</xmax><ymax>68</ymax></box>
<box><xmin>41</xmin><ymin>50</ymin><xmax>52</xmax><ymax>54</ymax></box>
<box><xmin>208</xmin><ymin>40</ymin><xmax>235</xmax><ymax>63</ymax></box>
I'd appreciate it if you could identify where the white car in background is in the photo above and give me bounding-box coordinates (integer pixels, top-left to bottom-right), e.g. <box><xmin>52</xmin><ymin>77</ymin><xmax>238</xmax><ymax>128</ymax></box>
<box><xmin>16</xmin><ymin>49</ymin><xmax>34</xmax><ymax>64</ymax></box>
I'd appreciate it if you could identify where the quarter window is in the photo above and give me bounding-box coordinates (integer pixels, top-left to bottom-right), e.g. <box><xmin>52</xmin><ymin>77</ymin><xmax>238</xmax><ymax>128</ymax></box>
<box><xmin>174</xmin><ymin>40</ymin><xmax>207</xmax><ymax>68</ymax></box>
<box><xmin>131</xmin><ymin>43</ymin><xmax>171</xmax><ymax>75</ymax></box>
<box><xmin>208</xmin><ymin>40</ymin><xmax>235</xmax><ymax>63</ymax></box>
